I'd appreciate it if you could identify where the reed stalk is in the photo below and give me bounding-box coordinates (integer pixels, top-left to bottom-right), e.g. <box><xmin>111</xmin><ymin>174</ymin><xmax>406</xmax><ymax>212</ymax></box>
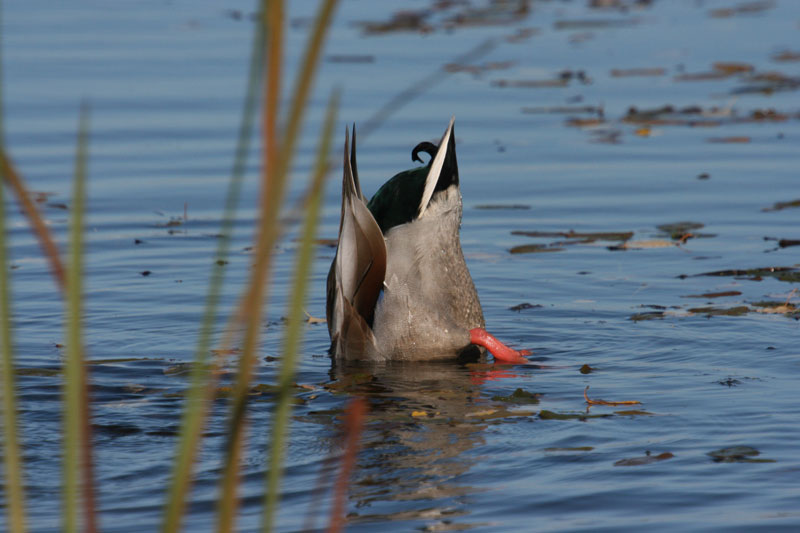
<box><xmin>0</xmin><ymin>161</ymin><xmax>26</xmax><ymax>533</ymax></box>
<box><xmin>62</xmin><ymin>102</ymin><xmax>92</xmax><ymax>532</ymax></box>
<box><xmin>0</xmin><ymin>1</ymin><xmax>27</xmax><ymax>528</ymax></box>
<box><xmin>216</xmin><ymin>0</ymin><xmax>338</xmax><ymax>529</ymax></box>
<box><xmin>263</xmin><ymin>88</ymin><xmax>338</xmax><ymax>532</ymax></box>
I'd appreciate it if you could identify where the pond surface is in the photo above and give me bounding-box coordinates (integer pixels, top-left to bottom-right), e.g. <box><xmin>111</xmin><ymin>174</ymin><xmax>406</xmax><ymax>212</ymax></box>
<box><xmin>4</xmin><ymin>0</ymin><xmax>800</xmax><ymax>531</ymax></box>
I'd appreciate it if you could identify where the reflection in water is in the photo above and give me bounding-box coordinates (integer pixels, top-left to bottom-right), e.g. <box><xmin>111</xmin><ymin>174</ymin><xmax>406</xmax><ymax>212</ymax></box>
<box><xmin>327</xmin><ymin>359</ymin><xmax>529</xmax><ymax>530</ymax></box>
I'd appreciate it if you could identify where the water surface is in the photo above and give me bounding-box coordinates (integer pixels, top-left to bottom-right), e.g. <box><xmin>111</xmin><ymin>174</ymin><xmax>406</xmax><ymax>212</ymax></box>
<box><xmin>3</xmin><ymin>0</ymin><xmax>800</xmax><ymax>531</ymax></box>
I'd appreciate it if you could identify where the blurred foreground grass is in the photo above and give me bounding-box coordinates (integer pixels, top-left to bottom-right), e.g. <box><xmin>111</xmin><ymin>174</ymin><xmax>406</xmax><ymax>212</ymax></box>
<box><xmin>0</xmin><ymin>1</ymin><xmax>347</xmax><ymax>531</ymax></box>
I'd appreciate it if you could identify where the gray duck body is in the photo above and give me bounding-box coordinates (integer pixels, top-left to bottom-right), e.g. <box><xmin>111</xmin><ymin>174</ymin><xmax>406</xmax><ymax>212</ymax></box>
<box><xmin>327</xmin><ymin>118</ymin><xmax>485</xmax><ymax>361</ymax></box>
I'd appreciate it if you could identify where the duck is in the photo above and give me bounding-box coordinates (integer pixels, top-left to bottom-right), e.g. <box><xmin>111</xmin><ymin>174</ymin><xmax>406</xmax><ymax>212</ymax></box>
<box><xmin>326</xmin><ymin>117</ymin><xmax>529</xmax><ymax>363</ymax></box>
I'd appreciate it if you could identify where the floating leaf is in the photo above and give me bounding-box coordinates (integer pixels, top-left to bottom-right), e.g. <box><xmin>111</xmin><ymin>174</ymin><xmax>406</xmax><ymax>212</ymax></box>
<box><xmin>682</xmin><ymin>291</ymin><xmax>742</xmax><ymax>299</ymax></box>
<box><xmin>584</xmin><ymin>386</ymin><xmax>641</xmax><ymax>406</ymax></box>
<box><xmin>707</xmin><ymin>136</ymin><xmax>751</xmax><ymax>143</ymax></box>
<box><xmin>553</xmin><ymin>18</ymin><xmax>638</xmax><ymax>30</ymax></box>
<box><xmin>762</xmin><ymin>199</ymin><xmax>800</xmax><ymax>212</ymax></box>
<box><xmin>674</xmin><ymin>71</ymin><xmax>731</xmax><ymax>82</ymax></box>
<box><xmin>750</xmin><ymin>300</ymin><xmax>796</xmax><ymax>314</ymax></box>
<box><xmin>712</xmin><ymin>62</ymin><xmax>754</xmax><ymax>75</ymax></box>
<box><xmin>614</xmin><ymin>410</ymin><xmax>654</xmax><ymax>416</ymax></box>
<box><xmin>491</xmin><ymin>388</ymin><xmax>542</xmax><ymax>405</ymax></box>
<box><xmin>579</xmin><ymin>364</ymin><xmax>595</xmax><ymax>374</ymax></box>
<box><xmin>683</xmin><ymin>266</ymin><xmax>800</xmax><ymax>283</ymax></box>
<box><xmin>538</xmin><ymin>410</ymin><xmax>612</xmax><ymax>421</ymax></box>
<box><xmin>656</xmin><ymin>221</ymin><xmax>705</xmax><ymax>239</ymax></box>
<box><xmin>492</xmin><ymin>78</ymin><xmax>568</xmax><ymax>88</ymax></box>
<box><xmin>303</xmin><ymin>309</ymin><xmax>327</xmax><ymax>324</ymax></box>
<box><xmin>709</xmin><ymin>1</ymin><xmax>775</xmax><ymax>18</ymax></box>
<box><xmin>707</xmin><ymin>446</ymin><xmax>775</xmax><ymax>463</ymax></box>
<box><xmin>509</xmin><ymin>302</ymin><xmax>541</xmax><ymax>312</ymax></box>
<box><xmin>629</xmin><ymin>311</ymin><xmax>665</xmax><ymax>321</ymax></box>
<box><xmin>512</xmin><ymin>230</ymin><xmax>633</xmax><ymax>242</ymax></box>
<box><xmin>509</xmin><ymin>244</ymin><xmax>563</xmax><ymax>254</ymax></box>
<box><xmin>466</xmin><ymin>407</ymin><xmax>536</xmax><ymax>421</ymax></box>
<box><xmin>566</xmin><ymin>117</ymin><xmax>605</xmax><ymax>127</ymax></box>
<box><xmin>614</xmin><ymin>452</ymin><xmax>674</xmax><ymax>466</ymax></box>
<box><xmin>772</xmin><ymin>50</ymin><xmax>800</xmax><ymax>62</ymax></box>
<box><xmin>749</xmin><ymin>109</ymin><xmax>788</xmax><ymax>121</ymax></box>
<box><xmin>688</xmin><ymin>306</ymin><xmax>750</xmax><ymax>317</ymax></box>
<box><xmin>610</xmin><ymin>67</ymin><xmax>665</xmax><ymax>77</ymax></box>
<box><xmin>611</xmin><ymin>239</ymin><xmax>675</xmax><ymax>250</ymax></box>
<box><xmin>521</xmin><ymin>105</ymin><xmax>601</xmax><ymax>114</ymax></box>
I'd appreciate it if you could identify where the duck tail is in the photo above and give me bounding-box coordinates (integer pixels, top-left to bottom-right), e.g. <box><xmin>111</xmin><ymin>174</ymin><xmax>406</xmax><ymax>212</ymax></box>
<box><xmin>326</xmin><ymin>126</ymin><xmax>386</xmax><ymax>356</ymax></box>
<box><xmin>416</xmin><ymin>116</ymin><xmax>459</xmax><ymax>219</ymax></box>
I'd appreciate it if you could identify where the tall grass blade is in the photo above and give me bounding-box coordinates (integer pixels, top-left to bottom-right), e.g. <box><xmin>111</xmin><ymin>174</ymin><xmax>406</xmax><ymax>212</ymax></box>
<box><xmin>0</xmin><ymin>175</ymin><xmax>26</xmax><ymax>533</ymax></box>
<box><xmin>160</xmin><ymin>12</ymin><xmax>264</xmax><ymax>533</ymax></box>
<box><xmin>0</xmin><ymin>0</ymin><xmax>28</xmax><ymax>528</ymax></box>
<box><xmin>215</xmin><ymin>1</ymin><xmax>279</xmax><ymax>529</ymax></box>
<box><xmin>215</xmin><ymin>0</ymin><xmax>279</xmax><ymax>529</ymax></box>
<box><xmin>217</xmin><ymin>0</ymin><xmax>338</xmax><ymax>529</ymax></box>
<box><xmin>62</xmin><ymin>102</ymin><xmax>93</xmax><ymax>532</ymax></box>
<box><xmin>262</xmin><ymin>88</ymin><xmax>339</xmax><ymax>533</ymax></box>
<box><xmin>0</xmin><ymin>151</ymin><xmax>64</xmax><ymax>291</ymax></box>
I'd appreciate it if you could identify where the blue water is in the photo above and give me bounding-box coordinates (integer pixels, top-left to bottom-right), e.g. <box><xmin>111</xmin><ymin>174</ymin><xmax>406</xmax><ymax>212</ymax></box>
<box><xmin>3</xmin><ymin>0</ymin><xmax>800</xmax><ymax>531</ymax></box>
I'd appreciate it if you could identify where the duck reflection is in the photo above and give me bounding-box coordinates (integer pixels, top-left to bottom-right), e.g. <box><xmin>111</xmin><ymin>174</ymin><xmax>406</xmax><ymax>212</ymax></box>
<box><xmin>324</xmin><ymin>357</ymin><xmax>531</xmax><ymax>529</ymax></box>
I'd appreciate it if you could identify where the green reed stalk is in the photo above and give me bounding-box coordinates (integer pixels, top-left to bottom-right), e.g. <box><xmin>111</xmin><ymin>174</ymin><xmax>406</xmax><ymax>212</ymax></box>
<box><xmin>0</xmin><ymin>162</ymin><xmax>26</xmax><ymax>533</ymax></box>
<box><xmin>262</xmin><ymin>88</ymin><xmax>338</xmax><ymax>533</ymax></box>
<box><xmin>0</xmin><ymin>2</ymin><xmax>27</xmax><ymax>530</ymax></box>
<box><xmin>216</xmin><ymin>0</ymin><xmax>338</xmax><ymax>529</ymax></box>
<box><xmin>62</xmin><ymin>103</ymin><xmax>90</xmax><ymax>533</ymax></box>
<box><xmin>160</xmin><ymin>13</ymin><xmax>264</xmax><ymax>533</ymax></box>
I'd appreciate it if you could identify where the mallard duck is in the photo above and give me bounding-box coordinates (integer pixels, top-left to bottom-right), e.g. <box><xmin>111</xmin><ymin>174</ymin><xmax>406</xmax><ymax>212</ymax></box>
<box><xmin>326</xmin><ymin>117</ymin><xmax>529</xmax><ymax>363</ymax></box>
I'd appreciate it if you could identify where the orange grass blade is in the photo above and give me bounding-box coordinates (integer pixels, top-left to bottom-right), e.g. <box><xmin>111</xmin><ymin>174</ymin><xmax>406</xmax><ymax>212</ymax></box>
<box><xmin>584</xmin><ymin>386</ymin><xmax>641</xmax><ymax>406</ymax></box>
<box><xmin>216</xmin><ymin>0</ymin><xmax>339</xmax><ymax>529</ymax></box>
<box><xmin>215</xmin><ymin>1</ymin><xmax>283</xmax><ymax>530</ymax></box>
<box><xmin>0</xmin><ymin>149</ymin><xmax>64</xmax><ymax>291</ymax></box>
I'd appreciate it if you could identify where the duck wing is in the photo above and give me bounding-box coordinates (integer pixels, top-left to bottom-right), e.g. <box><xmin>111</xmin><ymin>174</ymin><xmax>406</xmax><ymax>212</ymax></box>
<box><xmin>326</xmin><ymin>126</ymin><xmax>387</xmax><ymax>356</ymax></box>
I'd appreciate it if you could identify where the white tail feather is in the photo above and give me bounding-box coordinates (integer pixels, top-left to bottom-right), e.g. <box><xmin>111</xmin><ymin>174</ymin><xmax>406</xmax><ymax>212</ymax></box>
<box><xmin>416</xmin><ymin>116</ymin><xmax>455</xmax><ymax>219</ymax></box>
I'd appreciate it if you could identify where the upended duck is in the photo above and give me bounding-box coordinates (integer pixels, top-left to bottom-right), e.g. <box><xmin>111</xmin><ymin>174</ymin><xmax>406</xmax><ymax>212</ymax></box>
<box><xmin>326</xmin><ymin>117</ymin><xmax>530</xmax><ymax>363</ymax></box>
